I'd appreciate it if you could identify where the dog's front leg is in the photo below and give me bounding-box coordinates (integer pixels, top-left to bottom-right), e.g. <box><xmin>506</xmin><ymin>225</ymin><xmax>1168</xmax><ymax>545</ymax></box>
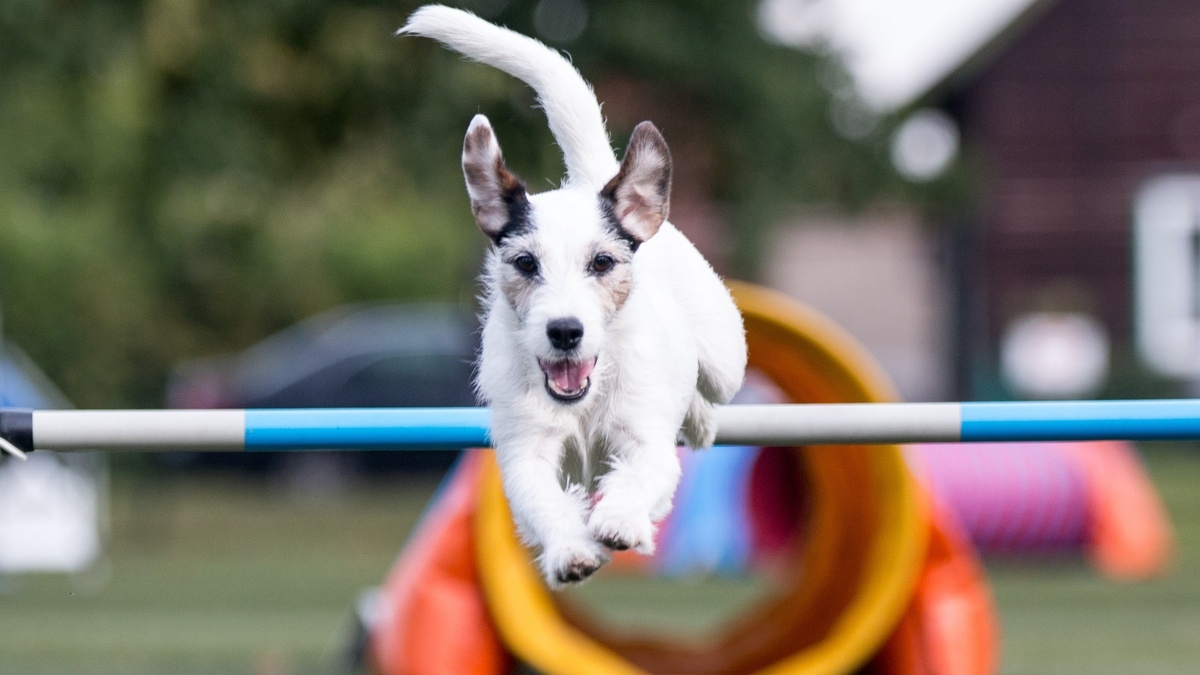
<box><xmin>493</xmin><ymin>424</ymin><xmax>610</xmax><ymax>586</ymax></box>
<box><xmin>587</xmin><ymin>426</ymin><xmax>682</xmax><ymax>555</ymax></box>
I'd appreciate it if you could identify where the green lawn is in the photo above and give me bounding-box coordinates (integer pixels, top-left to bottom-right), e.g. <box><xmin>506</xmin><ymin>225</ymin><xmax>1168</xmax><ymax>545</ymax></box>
<box><xmin>0</xmin><ymin>468</ymin><xmax>442</xmax><ymax>675</ymax></box>
<box><xmin>987</xmin><ymin>444</ymin><xmax>1200</xmax><ymax>675</ymax></box>
<box><xmin>3</xmin><ymin>446</ymin><xmax>1200</xmax><ymax>674</ymax></box>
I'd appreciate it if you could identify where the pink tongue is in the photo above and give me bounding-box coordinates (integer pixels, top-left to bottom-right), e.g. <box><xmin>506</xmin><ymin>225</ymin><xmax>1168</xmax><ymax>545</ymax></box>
<box><xmin>546</xmin><ymin>358</ymin><xmax>596</xmax><ymax>393</ymax></box>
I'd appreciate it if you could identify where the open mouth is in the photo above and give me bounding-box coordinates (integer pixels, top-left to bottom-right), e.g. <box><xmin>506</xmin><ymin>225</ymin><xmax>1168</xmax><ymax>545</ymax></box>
<box><xmin>538</xmin><ymin>356</ymin><xmax>598</xmax><ymax>402</ymax></box>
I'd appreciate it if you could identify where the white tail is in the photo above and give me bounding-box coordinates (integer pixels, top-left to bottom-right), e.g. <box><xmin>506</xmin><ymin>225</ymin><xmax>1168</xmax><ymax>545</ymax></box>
<box><xmin>399</xmin><ymin>5</ymin><xmax>620</xmax><ymax>188</ymax></box>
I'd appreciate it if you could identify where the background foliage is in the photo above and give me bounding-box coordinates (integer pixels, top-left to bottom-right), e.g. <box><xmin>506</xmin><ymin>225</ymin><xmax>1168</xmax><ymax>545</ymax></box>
<box><xmin>0</xmin><ymin>0</ymin><xmax>915</xmax><ymax>407</ymax></box>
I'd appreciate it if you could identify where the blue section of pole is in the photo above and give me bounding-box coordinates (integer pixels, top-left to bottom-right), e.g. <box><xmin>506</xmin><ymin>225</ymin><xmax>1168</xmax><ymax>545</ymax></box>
<box><xmin>244</xmin><ymin>408</ymin><xmax>491</xmax><ymax>450</ymax></box>
<box><xmin>960</xmin><ymin>400</ymin><xmax>1200</xmax><ymax>441</ymax></box>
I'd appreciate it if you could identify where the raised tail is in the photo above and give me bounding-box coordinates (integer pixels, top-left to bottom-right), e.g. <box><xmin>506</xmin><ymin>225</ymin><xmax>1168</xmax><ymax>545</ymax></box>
<box><xmin>399</xmin><ymin>5</ymin><xmax>620</xmax><ymax>188</ymax></box>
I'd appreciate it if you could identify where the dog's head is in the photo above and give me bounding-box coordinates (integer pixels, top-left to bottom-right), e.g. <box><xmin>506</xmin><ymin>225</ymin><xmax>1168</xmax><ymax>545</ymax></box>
<box><xmin>463</xmin><ymin>114</ymin><xmax>671</xmax><ymax>403</ymax></box>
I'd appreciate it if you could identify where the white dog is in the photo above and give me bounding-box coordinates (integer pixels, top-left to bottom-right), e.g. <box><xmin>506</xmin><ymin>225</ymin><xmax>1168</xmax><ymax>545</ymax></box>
<box><xmin>401</xmin><ymin>6</ymin><xmax>747</xmax><ymax>586</ymax></box>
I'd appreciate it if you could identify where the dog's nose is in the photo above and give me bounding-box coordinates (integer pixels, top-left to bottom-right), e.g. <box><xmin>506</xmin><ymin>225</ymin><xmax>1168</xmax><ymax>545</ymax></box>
<box><xmin>546</xmin><ymin>318</ymin><xmax>584</xmax><ymax>351</ymax></box>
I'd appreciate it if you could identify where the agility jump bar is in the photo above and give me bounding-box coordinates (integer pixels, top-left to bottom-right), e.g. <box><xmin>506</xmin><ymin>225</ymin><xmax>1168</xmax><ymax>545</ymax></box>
<box><xmin>3</xmin><ymin>399</ymin><xmax>1200</xmax><ymax>457</ymax></box>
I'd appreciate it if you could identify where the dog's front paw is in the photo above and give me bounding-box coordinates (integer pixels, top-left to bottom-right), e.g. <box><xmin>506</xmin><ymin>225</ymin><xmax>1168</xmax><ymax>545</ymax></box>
<box><xmin>540</xmin><ymin>537</ymin><xmax>610</xmax><ymax>587</ymax></box>
<box><xmin>588</xmin><ymin>500</ymin><xmax>657</xmax><ymax>555</ymax></box>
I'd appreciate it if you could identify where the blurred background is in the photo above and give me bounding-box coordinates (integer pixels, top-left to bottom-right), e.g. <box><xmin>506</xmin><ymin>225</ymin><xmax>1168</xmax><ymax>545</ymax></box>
<box><xmin>3</xmin><ymin>0</ymin><xmax>1200</xmax><ymax>673</ymax></box>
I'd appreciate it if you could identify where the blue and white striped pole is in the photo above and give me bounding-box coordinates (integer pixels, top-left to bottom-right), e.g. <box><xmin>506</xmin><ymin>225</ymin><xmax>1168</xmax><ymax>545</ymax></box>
<box><xmin>3</xmin><ymin>399</ymin><xmax>1200</xmax><ymax>457</ymax></box>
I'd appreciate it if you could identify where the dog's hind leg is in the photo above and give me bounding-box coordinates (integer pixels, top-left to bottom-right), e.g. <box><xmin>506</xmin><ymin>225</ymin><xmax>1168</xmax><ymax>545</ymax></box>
<box><xmin>492</xmin><ymin>422</ymin><xmax>610</xmax><ymax>587</ymax></box>
<box><xmin>651</xmin><ymin>228</ymin><xmax>747</xmax><ymax>405</ymax></box>
<box><xmin>681</xmin><ymin>392</ymin><xmax>718</xmax><ymax>450</ymax></box>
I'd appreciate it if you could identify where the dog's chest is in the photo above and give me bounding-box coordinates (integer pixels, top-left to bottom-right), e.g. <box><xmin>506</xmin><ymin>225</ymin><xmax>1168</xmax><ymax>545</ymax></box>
<box><xmin>548</xmin><ymin>403</ymin><xmax>623</xmax><ymax>491</ymax></box>
<box><xmin>557</xmin><ymin>433</ymin><xmax>612</xmax><ymax>492</ymax></box>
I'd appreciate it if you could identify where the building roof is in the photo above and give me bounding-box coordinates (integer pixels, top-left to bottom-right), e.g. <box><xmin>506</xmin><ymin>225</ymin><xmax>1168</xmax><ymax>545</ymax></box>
<box><xmin>760</xmin><ymin>0</ymin><xmax>1053</xmax><ymax>111</ymax></box>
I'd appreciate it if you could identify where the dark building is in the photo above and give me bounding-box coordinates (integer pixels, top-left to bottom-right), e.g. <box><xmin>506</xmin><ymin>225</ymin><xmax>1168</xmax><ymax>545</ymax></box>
<box><xmin>930</xmin><ymin>0</ymin><xmax>1200</xmax><ymax>396</ymax></box>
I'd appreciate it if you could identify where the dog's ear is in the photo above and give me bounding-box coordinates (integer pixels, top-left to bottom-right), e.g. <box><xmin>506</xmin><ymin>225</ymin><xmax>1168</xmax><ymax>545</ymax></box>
<box><xmin>462</xmin><ymin>114</ymin><xmax>530</xmax><ymax>242</ymax></box>
<box><xmin>601</xmin><ymin>121</ymin><xmax>672</xmax><ymax>244</ymax></box>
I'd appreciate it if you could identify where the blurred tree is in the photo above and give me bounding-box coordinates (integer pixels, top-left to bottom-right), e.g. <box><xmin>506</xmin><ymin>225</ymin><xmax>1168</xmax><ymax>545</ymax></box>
<box><xmin>0</xmin><ymin>0</ymin><xmax>917</xmax><ymax>407</ymax></box>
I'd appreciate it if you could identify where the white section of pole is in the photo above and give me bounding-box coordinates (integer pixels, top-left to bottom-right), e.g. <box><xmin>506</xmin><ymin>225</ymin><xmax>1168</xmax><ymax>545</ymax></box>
<box><xmin>33</xmin><ymin>410</ymin><xmax>246</xmax><ymax>451</ymax></box>
<box><xmin>712</xmin><ymin>403</ymin><xmax>962</xmax><ymax>446</ymax></box>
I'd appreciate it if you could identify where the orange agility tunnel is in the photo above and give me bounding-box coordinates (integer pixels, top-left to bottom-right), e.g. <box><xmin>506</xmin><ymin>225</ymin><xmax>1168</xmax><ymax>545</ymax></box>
<box><xmin>366</xmin><ymin>282</ymin><xmax>997</xmax><ymax>675</ymax></box>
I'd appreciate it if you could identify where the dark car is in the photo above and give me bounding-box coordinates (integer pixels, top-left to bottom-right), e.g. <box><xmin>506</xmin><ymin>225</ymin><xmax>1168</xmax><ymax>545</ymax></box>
<box><xmin>165</xmin><ymin>303</ymin><xmax>480</xmax><ymax>480</ymax></box>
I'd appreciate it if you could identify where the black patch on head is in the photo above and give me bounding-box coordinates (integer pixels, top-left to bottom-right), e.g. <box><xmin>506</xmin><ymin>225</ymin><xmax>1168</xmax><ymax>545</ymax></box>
<box><xmin>492</xmin><ymin>184</ymin><xmax>532</xmax><ymax>246</ymax></box>
<box><xmin>598</xmin><ymin>193</ymin><xmax>641</xmax><ymax>253</ymax></box>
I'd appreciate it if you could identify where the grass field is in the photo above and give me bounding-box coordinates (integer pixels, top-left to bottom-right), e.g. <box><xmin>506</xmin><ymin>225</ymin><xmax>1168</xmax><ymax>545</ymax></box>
<box><xmin>2</xmin><ymin>445</ymin><xmax>1200</xmax><ymax>674</ymax></box>
<box><xmin>987</xmin><ymin>444</ymin><xmax>1200</xmax><ymax>675</ymax></box>
<box><xmin>0</xmin><ymin>465</ymin><xmax>443</xmax><ymax>675</ymax></box>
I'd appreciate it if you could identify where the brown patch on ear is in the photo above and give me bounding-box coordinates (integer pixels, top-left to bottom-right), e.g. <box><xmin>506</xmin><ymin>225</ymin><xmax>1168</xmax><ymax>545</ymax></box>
<box><xmin>463</xmin><ymin>115</ymin><xmax>530</xmax><ymax>242</ymax></box>
<box><xmin>600</xmin><ymin>121</ymin><xmax>672</xmax><ymax>244</ymax></box>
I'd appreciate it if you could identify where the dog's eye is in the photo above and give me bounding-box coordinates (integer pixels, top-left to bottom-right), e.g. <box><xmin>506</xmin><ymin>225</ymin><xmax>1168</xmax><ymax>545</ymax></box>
<box><xmin>590</xmin><ymin>254</ymin><xmax>616</xmax><ymax>274</ymax></box>
<box><xmin>513</xmin><ymin>254</ymin><xmax>539</xmax><ymax>276</ymax></box>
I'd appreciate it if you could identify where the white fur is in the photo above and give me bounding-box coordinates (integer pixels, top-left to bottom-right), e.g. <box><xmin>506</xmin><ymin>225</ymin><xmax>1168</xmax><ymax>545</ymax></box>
<box><xmin>402</xmin><ymin>5</ymin><xmax>747</xmax><ymax>587</ymax></box>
